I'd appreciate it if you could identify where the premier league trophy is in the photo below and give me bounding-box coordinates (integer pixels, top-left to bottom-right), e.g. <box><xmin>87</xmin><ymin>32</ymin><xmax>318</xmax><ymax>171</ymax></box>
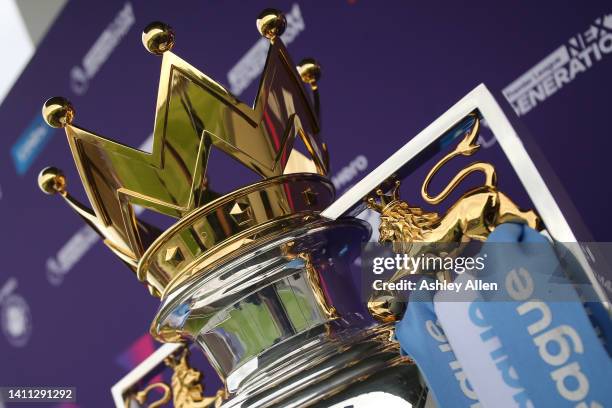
<box><xmin>37</xmin><ymin>9</ymin><xmax>426</xmax><ymax>408</ymax></box>
<box><xmin>36</xmin><ymin>7</ymin><xmax>612</xmax><ymax>408</ymax></box>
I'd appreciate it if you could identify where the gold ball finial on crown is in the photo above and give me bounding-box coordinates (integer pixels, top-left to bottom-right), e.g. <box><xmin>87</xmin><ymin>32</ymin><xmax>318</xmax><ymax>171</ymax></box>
<box><xmin>142</xmin><ymin>22</ymin><xmax>175</xmax><ymax>55</ymax></box>
<box><xmin>297</xmin><ymin>59</ymin><xmax>321</xmax><ymax>90</ymax></box>
<box><xmin>38</xmin><ymin>167</ymin><xmax>66</xmax><ymax>195</ymax></box>
<box><xmin>256</xmin><ymin>9</ymin><xmax>286</xmax><ymax>40</ymax></box>
<box><xmin>42</xmin><ymin>97</ymin><xmax>74</xmax><ymax>128</ymax></box>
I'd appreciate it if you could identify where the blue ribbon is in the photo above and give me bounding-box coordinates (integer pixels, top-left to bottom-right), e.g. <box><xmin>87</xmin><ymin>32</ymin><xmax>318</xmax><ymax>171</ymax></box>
<box><xmin>475</xmin><ymin>223</ymin><xmax>612</xmax><ymax>407</ymax></box>
<box><xmin>396</xmin><ymin>279</ymin><xmax>481</xmax><ymax>407</ymax></box>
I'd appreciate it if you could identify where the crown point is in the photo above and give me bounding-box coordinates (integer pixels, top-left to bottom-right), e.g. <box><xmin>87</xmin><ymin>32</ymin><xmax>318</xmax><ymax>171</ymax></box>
<box><xmin>38</xmin><ymin>167</ymin><xmax>66</xmax><ymax>195</ymax></box>
<box><xmin>142</xmin><ymin>22</ymin><xmax>175</xmax><ymax>55</ymax></box>
<box><xmin>256</xmin><ymin>9</ymin><xmax>286</xmax><ymax>40</ymax></box>
<box><xmin>42</xmin><ymin>97</ymin><xmax>74</xmax><ymax>128</ymax></box>
<box><xmin>297</xmin><ymin>58</ymin><xmax>321</xmax><ymax>89</ymax></box>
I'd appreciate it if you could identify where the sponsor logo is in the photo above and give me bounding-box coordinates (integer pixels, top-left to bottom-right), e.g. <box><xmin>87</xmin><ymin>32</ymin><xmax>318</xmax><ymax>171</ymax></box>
<box><xmin>0</xmin><ymin>278</ymin><xmax>32</xmax><ymax>348</ymax></box>
<box><xmin>505</xmin><ymin>267</ymin><xmax>599</xmax><ymax>407</ymax></box>
<box><xmin>477</xmin><ymin>119</ymin><xmax>496</xmax><ymax>149</ymax></box>
<box><xmin>11</xmin><ymin>3</ymin><xmax>134</xmax><ymax>176</ymax></box>
<box><xmin>503</xmin><ymin>14</ymin><xmax>612</xmax><ymax>116</ymax></box>
<box><xmin>468</xmin><ymin>302</ymin><xmax>532</xmax><ymax>406</ymax></box>
<box><xmin>70</xmin><ymin>2</ymin><xmax>134</xmax><ymax>95</ymax></box>
<box><xmin>0</xmin><ymin>278</ymin><xmax>17</xmax><ymax>304</ymax></box>
<box><xmin>45</xmin><ymin>199</ymin><xmax>150</xmax><ymax>285</ymax></box>
<box><xmin>331</xmin><ymin>154</ymin><xmax>368</xmax><ymax>192</ymax></box>
<box><xmin>227</xmin><ymin>3</ymin><xmax>305</xmax><ymax>95</ymax></box>
<box><xmin>425</xmin><ymin>319</ymin><xmax>481</xmax><ymax>405</ymax></box>
<box><xmin>10</xmin><ymin>115</ymin><xmax>55</xmax><ymax>175</ymax></box>
<box><xmin>46</xmin><ymin>226</ymin><xmax>100</xmax><ymax>286</ymax></box>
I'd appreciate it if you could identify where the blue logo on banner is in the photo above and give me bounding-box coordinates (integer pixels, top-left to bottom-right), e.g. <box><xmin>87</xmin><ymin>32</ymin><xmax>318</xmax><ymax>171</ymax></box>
<box><xmin>396</xmin><ymin>278</ymin><xmax>481</xmax><ymax>407</ymax></box>
<box><xmin>11</xmin><ymin>115</ymin><xmax>55</xmax><ymax>175</ymax></box>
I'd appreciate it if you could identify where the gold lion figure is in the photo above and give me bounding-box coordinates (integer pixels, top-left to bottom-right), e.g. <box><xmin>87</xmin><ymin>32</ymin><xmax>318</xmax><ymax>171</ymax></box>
<box><xmin>127</xmin><ymin>347</ymin><xmax>225</xmax><ymax>408</ymax></box>
<box><xmin>165</xmin><ymin>349</ymin><xmax>226</xmax><ymax>408</ymax></box>
<box><xmin>367</xmin><ymin>113</ymin><xmax>541</xmax><ymax>321</ymax></box>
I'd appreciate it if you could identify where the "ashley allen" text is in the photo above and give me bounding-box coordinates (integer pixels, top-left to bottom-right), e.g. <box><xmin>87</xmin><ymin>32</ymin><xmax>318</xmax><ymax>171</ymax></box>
<box><xmin>372</xmin><ymin>279</ymin><xmax>497</xmax><ymax>293</ymax></box>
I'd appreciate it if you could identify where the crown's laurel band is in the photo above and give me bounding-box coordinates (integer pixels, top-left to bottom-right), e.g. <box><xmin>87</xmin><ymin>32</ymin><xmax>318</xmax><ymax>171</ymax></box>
<box><xmin>139</xmin><ymin>173</ymin><xmax>334</xmax><ymax>297</ymax></box>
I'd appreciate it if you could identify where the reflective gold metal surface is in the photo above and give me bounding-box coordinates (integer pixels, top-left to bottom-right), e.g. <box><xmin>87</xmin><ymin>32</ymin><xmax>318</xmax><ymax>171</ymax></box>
<box><xmin>139</xmin><ymin>173</ymin><xmax>334</xmax><ymax>297</ymax></box>
<box><xmin>132</xmin><ymin>383</ymin><xmax>171</xmax><ymax>408</ymax></box>
<box><xmin>296</xmin><ymin>58</ymin><xmax>321</xmax><ymax>91</ymax></box>
<box><xmin>124</xmin><ymin>347</ymin><xmax>225</xmax><ymax>408</ymax></box>
<box><xmin>40</xmin><ymin>10</ymin><xmax>327</xmax><ymax>296</ymax></box>
<box><xmin>40</xmin><ymin>8</ymin><xmax>428</xmax><ymax>407</ymax></box>
<box><xmin>367</xmin><ymin>113</ymin><xmax>542</xmax><ymax>321</ymax></box>
<box><xmin>301</xmin><ymin>253</ymin><xmax>338</xmax><ymax>320</ymax></box>
<box><xmin>165</xmin><ymin>348</ymin><xmax>226</xmax><ymax>408</ymax></box>
<box><xmin>38</xmin><ymin>166</ymin><xmax>66</xmax><ymax>195</ymax></box>
<box><xmin>41</xmin><ymin>96</ymin><xmax>74</xmax><ymax>128</ymax></box>
<box><xmin>256</xmin><ymin>9</ymin><xmax>287</xmax><ymax>40</ymax></box>
<box><xmin>142</xmin><ymin>21</ymin><xmax>176</xmax><ymax>55</ymax></box>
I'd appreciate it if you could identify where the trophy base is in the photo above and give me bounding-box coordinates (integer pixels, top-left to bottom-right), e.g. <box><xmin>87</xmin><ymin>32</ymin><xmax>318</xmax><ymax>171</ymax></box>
<box><xmin>222</xmin><ymin>325</ymin><xmax>427</xmax><ymax>408</ymax></box>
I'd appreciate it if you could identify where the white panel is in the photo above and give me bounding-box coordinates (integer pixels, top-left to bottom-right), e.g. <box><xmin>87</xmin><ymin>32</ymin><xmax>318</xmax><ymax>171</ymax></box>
<box><xmin>0</xmin><ymin>0</ymin><xmax>34</xmax><ymax>105</ymax></box>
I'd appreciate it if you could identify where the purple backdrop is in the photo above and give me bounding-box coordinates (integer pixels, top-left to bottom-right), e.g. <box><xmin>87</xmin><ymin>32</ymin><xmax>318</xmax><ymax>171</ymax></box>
<box><xmin>1</xmin><ymin>1</ymin><xmax>611</xmax><ymax>406</ymax></box>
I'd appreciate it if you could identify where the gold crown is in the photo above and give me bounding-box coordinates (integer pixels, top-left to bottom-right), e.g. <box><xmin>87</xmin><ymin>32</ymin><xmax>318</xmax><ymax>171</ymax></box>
<box><xmin>366</xmin><ymin>180</ymin><xmax>402</xmax><ymax>213</ymax></box>
<box><xmin>38</xmin><ymin>9</ymin><xmax>334</xmax><ymax>297</ymax></box>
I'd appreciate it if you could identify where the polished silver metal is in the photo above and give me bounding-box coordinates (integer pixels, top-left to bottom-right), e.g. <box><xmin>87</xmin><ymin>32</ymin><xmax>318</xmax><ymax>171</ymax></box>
<box><xmin>153</xmin><ymin>217</ymin><xmax>427</xmax><ymax>407</ymax></box>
